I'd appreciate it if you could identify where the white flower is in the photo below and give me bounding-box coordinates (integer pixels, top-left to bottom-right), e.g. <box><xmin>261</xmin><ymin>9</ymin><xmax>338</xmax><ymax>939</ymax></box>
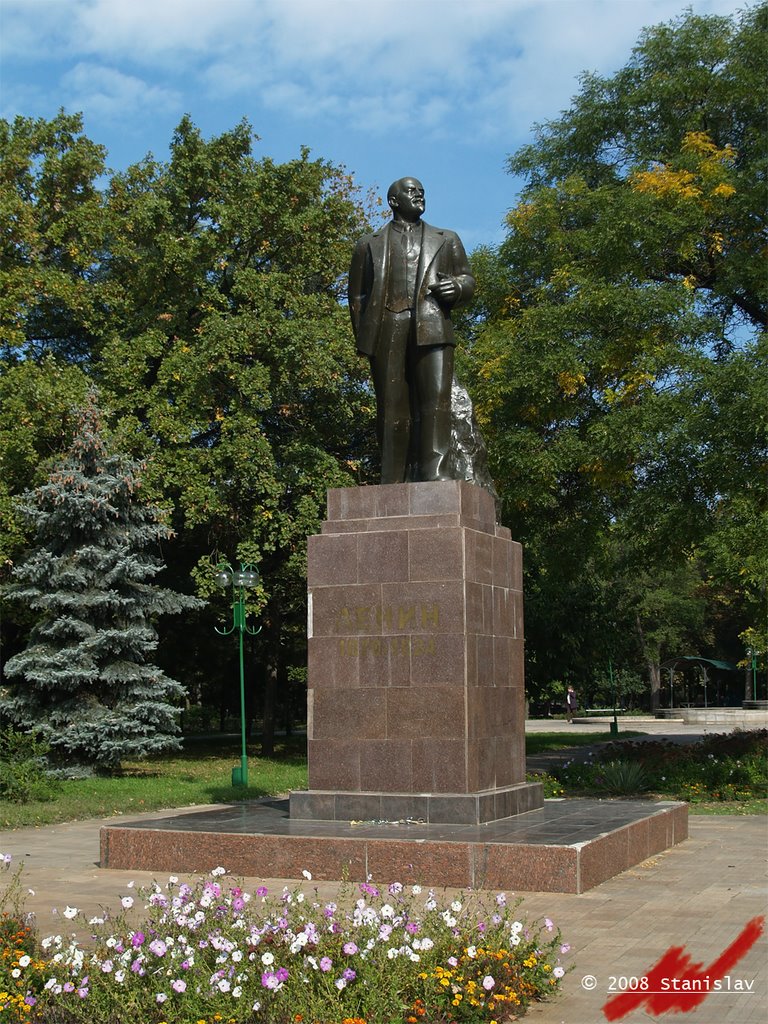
<box><xmin>63</xmin><ymin>906</ymin><xmax>78</xmax><ymax>919</ymax></box>
<box><xmin>510</xmin><ymin>920</ymin><xmax>523</xmax><ymax>934</ymax></box>
<box><xmin>451</xmin><ymin>900</ymin><xmax>462</xmax><ymax>912</ymax></box>
<box><xmin>411</xmin><ymin>885</ymin><xmax>422</xmax><ymax>895</ymax></box>
<box><xmin>302</xmin><ymin>869</ymin><xmax>312</xmax><ymax>880</ymax></box>
<box><xmin>232</xmin><ymin>986</ymin><xmax>242</xmax><ymax>998</ymax></box>
<box><xmin>168</xmin><ymin>875</ymin><xmax>178</xmax><ymax>884</ymax></box>
<box><xmin>218</xmin><ymin>979</ymin><xmax>231</xmax><ymax>993</ymax></box>
<box><xmin>18</xmin><ymin>955</ymin><xmax>31</xmax><ymax>968</ymax></box>
<box><xmin>11</xmin><ymin>968</ymin><xmax>21</xmax><ymax>979</ymax></box>
<box><xmin>121</xmin><ymin>896</ymin><xmax>134</xmax><ymax>910</ymax></box>
<box><xmin>211</xmin><ymin>866</ymin><xmax>226</xmax><ymax>876</ymax></box>
<box><xmin>466</xmin><ymin>945</ymin><xmax>477</xmax><ymax>958</ymax></box>
<box><xmin>261</xmin><ymin>951</ymin><xmax>274</xmax><ymax>966</ymax></box>
<box><xmin>554</xmin><ymin>966</ymin><xmax>565</xmax><ymax>978</ymax></box>
<box><xmin>335</xmin><ymin>978</ymin><xmax>347</xmax><ymax>990</ymax></box>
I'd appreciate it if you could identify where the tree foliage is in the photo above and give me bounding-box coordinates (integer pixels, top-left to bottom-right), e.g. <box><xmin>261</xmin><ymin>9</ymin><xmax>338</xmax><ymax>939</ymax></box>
<box><xmin>464</xmin><ymin>4</ymin><xmax>767</xmax><ymax>701</ymax></box>
<box><xmin>0</xmin><ymin>112</ymin><xmax>376</xmax><ymax>744</ymax></box>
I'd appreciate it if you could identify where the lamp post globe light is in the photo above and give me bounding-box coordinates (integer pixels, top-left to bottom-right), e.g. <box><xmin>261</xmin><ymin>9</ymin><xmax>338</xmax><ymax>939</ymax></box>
<box><xmin>214</xmin><ymin>561</ymin><xmax>261</xmax><ymax>787</ymax></box>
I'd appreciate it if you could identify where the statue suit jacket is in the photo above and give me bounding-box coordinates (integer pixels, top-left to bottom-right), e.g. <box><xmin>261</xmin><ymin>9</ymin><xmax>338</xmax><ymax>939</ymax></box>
<box><xmin>348</xmin><ymin>220</ymin><xmax>475</xmax><ymax>357</ymax></box>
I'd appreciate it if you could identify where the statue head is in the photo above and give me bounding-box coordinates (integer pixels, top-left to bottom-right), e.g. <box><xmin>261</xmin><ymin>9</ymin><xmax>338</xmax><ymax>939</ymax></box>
<box><xmin>387</xmin><ymin>177</ymin><xmax>425</xmax><ymax>224</ymax></box>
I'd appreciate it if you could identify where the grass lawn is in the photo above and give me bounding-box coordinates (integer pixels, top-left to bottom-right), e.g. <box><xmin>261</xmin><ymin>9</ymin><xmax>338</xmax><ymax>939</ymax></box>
<box><xmin>524</xmin><ymin>730</ymin><xmax>647</xmax><ymax>754</ymax></box>
<box><xmin>0</xmin><ymin>735</ymin><xmax>308</xmax><ymax>829</ymax></box>
<box><xmin>2</xmin><ymin>730</ymin><xmax>765</xmax><ymax>828</ymax></box>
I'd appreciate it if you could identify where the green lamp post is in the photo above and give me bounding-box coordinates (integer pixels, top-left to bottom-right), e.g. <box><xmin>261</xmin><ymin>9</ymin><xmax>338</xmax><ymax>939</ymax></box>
<box><xmin>214</xmin><ymin>561</ymin><xmax>261</xmax><ymax>787</ymax></box>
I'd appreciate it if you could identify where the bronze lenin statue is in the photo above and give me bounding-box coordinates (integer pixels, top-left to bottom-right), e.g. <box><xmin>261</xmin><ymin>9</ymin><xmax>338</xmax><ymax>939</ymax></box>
<box><xmin>348</xmin><ymin>178</ymin><xmax>476</xmax><ymax>483</ymax></box>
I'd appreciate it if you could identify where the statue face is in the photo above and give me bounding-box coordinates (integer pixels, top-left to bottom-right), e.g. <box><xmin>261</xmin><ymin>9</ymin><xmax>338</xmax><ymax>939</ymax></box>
<box><xmin>388</xmin><ymin>178</ymin><xmax>425</xmax><ymax>223</ymax></box>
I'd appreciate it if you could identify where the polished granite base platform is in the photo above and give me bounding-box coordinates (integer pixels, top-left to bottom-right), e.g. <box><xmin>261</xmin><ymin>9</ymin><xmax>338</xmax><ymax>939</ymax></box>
<box><xmin>100</xmin><ymin>798</ymin><xmax>687</xmax><ymax>894</ymax></box>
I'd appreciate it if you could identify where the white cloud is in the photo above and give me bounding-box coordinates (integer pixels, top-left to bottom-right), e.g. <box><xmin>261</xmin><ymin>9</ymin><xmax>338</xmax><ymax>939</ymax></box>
<box><xmin>61</xmin><ymin>62</ymin><xmax>181</xmax><ymax>119</ymax></box>
<box><xmin>1</xmin><ymin>0</ymin><xmax>753</xmax><ymax>145</ymax></box>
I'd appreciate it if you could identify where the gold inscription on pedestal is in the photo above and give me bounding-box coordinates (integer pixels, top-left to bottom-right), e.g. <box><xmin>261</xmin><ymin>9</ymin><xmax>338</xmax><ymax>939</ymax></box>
<box><xmin>338</xmin><ymin>635</ymin><xmax>437</xmax><ymax>658</ymax></box>
<box><xmin>334</xmin><ymin>603</ymin><xmax>441</xmax><ymax>659</ymax></box>
<box><xmin>334</xmin><ymin>603</ymin><xmax>440</xmax><ymax>634</ymax></box>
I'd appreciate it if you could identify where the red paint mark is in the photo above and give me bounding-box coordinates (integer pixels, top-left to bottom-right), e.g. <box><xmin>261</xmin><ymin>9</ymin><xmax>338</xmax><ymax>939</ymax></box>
<box><xmin>602</xmin><ymin>915</ymin><xmax>764</xmax><ymax>1020</ymax></box>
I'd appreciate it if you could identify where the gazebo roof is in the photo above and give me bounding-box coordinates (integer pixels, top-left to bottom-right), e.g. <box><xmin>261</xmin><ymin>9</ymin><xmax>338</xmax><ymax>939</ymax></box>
<box><xmin>660</xmin><ymin>655</ymin><xmax>739</xmax><ymax>672</ymax></box>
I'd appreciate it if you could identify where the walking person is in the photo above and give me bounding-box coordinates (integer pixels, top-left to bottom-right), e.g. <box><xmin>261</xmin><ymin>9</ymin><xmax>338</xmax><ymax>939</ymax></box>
<box><xmin>566</xmin><ymin>685</ymin><xmax>577</xmax><ymax>723</ymax></box>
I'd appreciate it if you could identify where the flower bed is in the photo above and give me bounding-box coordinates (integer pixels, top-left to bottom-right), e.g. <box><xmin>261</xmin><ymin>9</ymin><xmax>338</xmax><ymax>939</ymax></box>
<box><xmin>553</xmin><ymin>729</ymin><xmax>768</xmax><ymax>800</ymax></box>
<box><xmin>1</xmin><ymin>859</ymin><xmax>570</xmax><ymax>1023</ymax></box>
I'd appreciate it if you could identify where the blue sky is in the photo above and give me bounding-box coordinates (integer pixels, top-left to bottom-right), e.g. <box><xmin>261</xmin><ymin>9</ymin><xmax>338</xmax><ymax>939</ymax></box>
<box><xmin>0</xmin><ymin>0</ymin><xmax>752</xmax><ymax>250</ymax></box>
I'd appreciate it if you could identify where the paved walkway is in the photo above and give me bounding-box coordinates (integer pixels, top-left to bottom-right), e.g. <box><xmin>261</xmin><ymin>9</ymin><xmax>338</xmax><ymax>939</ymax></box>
<box><xmin>2</xmin><ymin>721</ymin><xmax>765</xmax><ymax>1022</ymax></box>
<box><xmin>2</xmin><ymin>810</ymin><xmax>766</xmax><ymax>1024</ymax></box>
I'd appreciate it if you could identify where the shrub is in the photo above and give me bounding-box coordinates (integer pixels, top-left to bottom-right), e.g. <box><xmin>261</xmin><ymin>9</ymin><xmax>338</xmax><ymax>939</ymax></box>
<box><xmin>592</xmin><ymin>760</ymin><xmax>651</xmax><ymax>796</ymax></box>
<box><xmin>0</xmin><ymin>728</ymin><xmax>59</xmax><ymax>803</ymax></box>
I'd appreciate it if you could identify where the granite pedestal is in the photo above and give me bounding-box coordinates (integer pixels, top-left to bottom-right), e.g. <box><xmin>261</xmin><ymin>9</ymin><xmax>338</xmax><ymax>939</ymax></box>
<box><xmin>100</xmin><ymin>799</ymin><xmax>689</xmax><ymax>894</ymax></box>
<box><xmin>289</xmin><ymin>481</ymin><xmax>543</xmax><ymax>825</ymax></box>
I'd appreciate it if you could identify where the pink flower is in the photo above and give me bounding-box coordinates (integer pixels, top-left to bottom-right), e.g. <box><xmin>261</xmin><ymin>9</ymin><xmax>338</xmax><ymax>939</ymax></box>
<box><xmin>482</xmin><ymin>975</ymin><xmax>495</xmax><ymax>990</ymax></box>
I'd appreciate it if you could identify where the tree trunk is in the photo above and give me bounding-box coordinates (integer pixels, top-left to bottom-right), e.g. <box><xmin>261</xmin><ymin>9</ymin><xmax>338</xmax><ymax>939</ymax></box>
<box><xmin>260</xmin><ymin>610</ymin><xmax>282</xmax><ymax>757</ymax></box>
<box><xmin>648</xmin><ymin>661</ymin><xmax>661</xmax><ymax>712</ymax></box>
<box><xmin>261</xmin><ymin>660</ymin><xmax>276</xmax><ymax>757</ymax></box>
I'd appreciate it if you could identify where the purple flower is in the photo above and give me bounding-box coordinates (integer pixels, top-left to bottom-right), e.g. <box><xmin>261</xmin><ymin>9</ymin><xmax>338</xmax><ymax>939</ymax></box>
<box><xmin>544</xmin><ymin>918</ymin><xmax>554</xmax><ymax>932</ymax></box>
<box><xmin>63</xmin><ymin>982</ymin><xmax>75</xmax><ymax>993</ymax></box>
<box><xmin>343</xmin><ymin>942</ymin><xmax>358</xmax><ymax>955</ymax></box>
<box><xmin>149</xmin><ymin>939</ymin><xmax>167</xmax><ymax>957</ymax></box>
<box><xmin>319</xmin><ymin>957</ymin><xmax>332</xmax><ymax>972</ymax></box>
<box><xmin>342</xmin><ymin>967</ymin><xmax>356</xmax><ymax>981</ymax></box>
<box><xmin>275</xmin><ymin>967</ymin><xmax>289</xmax><ymax>982</ymax></box>
<box><xmin>172</xmin><ymin>979</ymin><xmax>187</xmax><ymax>993</ymax></box>
<box><xmin>131</xmin><ymin>932</ymin><xmax>145</xmax><ymax>947</ymax></box>
<box><xmin>406</xmin><ymin>921</ymin><xmax>420</xmax><ymax>934</ymax></box>
<box><xmin>256</xmin><ymin>886</ymin><xmax>268</xmax><ymax>897</ymax></box>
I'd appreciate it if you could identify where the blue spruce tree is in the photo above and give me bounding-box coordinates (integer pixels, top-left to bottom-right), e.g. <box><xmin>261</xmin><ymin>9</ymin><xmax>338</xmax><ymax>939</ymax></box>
<box><xmin>0</xmin><ymin>392</ymin><xmax>203</xmax><ymax>772</ymax></box>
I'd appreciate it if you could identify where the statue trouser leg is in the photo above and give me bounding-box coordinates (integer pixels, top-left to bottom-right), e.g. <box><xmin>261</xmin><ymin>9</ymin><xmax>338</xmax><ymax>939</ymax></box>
<box><xmin>411</xmin><ymin>342</ymin><xmax>454</xmax><ymax>481</ymax></box>
<box><xmin>369</xmin><ymin>312</ymin><xmax>412</xmax><ymax>483</ymax></box>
